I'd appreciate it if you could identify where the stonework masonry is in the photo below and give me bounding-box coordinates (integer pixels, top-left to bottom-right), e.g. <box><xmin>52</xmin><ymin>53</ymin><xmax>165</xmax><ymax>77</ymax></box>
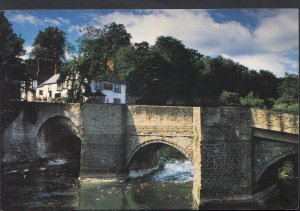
<box><xmin>2</xmin><ymin>103</ymin><xmax>298</xmax><ymax>206</ymax></box>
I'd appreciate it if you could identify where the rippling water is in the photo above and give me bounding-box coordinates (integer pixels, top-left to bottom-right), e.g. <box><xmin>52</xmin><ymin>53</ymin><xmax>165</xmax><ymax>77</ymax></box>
<box><xmin>2</xmin><ymin>158</ymin><xmax>198</xmax><ymax>210</ymax></box>
<box><xmin>2</xmin><ymin>158</ymin><xmax>297</xmax><ymax>210</ymax></box>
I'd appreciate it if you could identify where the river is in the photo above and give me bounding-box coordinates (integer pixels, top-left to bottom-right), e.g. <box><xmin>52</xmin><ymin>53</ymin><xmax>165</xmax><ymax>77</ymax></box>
<box><xmin>1</xmin><ymin>156</ymin><xmax>298</xmax><ymax>210</ymax></box>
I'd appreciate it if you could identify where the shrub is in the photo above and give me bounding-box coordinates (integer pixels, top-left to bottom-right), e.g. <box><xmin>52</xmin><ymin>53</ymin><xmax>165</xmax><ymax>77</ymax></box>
<box><xmin>278</xmin><ymin>161</ymin><xmax>294</xmax><ymax>179</ymax></box>
<box><xmin>240</xmin><ymin>92</ymin><xmax>265</xmax><ymax>108</ymax></box>
<box><xmin>272</xmin><ymin>102</ymin><xmax>299</xmax><ymax>114</ymax></box>
<box><xmin>219</xmin><ymin>90</ymin><xmax>240</xmax><ymax>106</ymax></box>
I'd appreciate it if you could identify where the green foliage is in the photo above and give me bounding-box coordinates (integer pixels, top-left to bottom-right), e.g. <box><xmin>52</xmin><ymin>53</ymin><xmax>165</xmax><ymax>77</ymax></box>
<box><xmin>279</xmin><ymin>161</ymin><xmax>294</xmax><ymax>179</ymax></box>
<box><xmin>219</xmin><ymin>90</ymin><xmax>240</xmax><ymax>106</ymax></box>
<box><xmin>58</xmin><ymin>22</ymin><xmax>131</xmax><ymax>101</ymax></box>
<box><xmin>116</xmin><ymin>36</ymin><xmax>202</xmax><ymax>105</ymax></box>
<box><xmin>77</xmin><ymin>23</ymin><xmax>131</xmax><ymax>77</ymax></box>
<box><xmin>240</xmin><ymin>92</ymin><xmax>265</xmax><ymax>108</ymax></box>
<box><xmin>277</xmin><ymin>73</ymin><xmax>299</xmax><ymax>104</ymax></box>
<box><xmin>31</xmin><ymin>26</ymin><xmax>67</xmax><ymax>64</ymax></box>
<box><xmin>0</xmin><ymin>11</ymin><xmax>26</xmax><ymax>81</ymax></box>
<box><xmin>272</xmin><ymin>102</ymin><xmax>299</xmax><ymax>114</ymax></box>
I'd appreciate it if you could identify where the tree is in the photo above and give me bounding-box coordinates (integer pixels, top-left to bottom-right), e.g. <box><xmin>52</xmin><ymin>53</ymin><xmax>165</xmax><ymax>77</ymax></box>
<box><xmin>277</xmin><ymin>73</ymin><xmax>299</xmax><ymax>104</ymax></box>
<box><xmin>77</xmin><ymin>23</ymin><xmax>131</xmax><ymax>78</ymax></box>
<box><xmin>0</xmin><ymin>11</ymin><xmax>29</xmax><ymax>102</ymax></box>
<box><xmin>58</xmin><ymin>55</ymin><xmax>91</xmax><ymax>102</ymax></box>
<box><xmin>152</xmin><ymin>36</ymin><xmax>201</xmax><ymax>105</ymax></box>
<box><xmin>0</xmin><ymin>11</ymin><xmax>25</xmax><ymax>81</ymax></box>
<box><xmin>256</xmin><ymin>70</ymin><xmax>279</xmax><ymax>99</ymax></box>
<box><xmin>58</xmin><ymin>22</ymin><xmax>132</xmax><ymax>101</ymax></box>
<box><xmin>31</xmin><ymin>26</ymin><xmax>67</xmax><ymax>64</ymax></box>
<box><xmin>116</xmin><ymin>42</ymin><xmax>170</xmax><ymax>105</ymax></box>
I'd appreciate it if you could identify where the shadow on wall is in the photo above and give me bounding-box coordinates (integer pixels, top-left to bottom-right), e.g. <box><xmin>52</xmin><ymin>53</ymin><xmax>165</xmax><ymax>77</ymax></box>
<box><xmin>36</xmin><ymin>115</ymin><xmax>82</xmax><ymax>175</ymax></box>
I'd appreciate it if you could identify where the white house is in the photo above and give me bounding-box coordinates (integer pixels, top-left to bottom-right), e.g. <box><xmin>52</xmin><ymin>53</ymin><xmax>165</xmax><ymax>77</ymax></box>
<box><xmin>33</xmin><ymin>73</ymin><xmax>127</xmax><ymax>104</ymax></box>
<box><xmin>35</xmin><ymin>74</ymin><xmax>67</xmax><ymax>102</ymax></box>
<box><xmin>90</xmin><ymin>76</ymin><xmax>126</xmax><ymax>104</ymax></box>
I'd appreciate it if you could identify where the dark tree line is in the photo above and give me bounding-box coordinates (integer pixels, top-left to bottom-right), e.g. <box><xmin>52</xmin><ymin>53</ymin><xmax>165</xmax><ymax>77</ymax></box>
<box><xmin>1</xmin><ymin>11</ymin><xmax>298</xmax><ymax>111</ymax></box>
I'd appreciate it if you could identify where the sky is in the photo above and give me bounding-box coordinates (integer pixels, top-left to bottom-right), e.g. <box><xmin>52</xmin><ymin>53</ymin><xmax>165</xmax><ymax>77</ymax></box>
<box><xmin>4</xmin><ymin>9</ymin><xmax>299</xmax><ymax>77</ymax></box>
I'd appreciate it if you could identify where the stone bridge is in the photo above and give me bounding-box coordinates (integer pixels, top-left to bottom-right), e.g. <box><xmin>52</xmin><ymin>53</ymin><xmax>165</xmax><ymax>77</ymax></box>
<box><xmin>2</xmin><ymin>102</ymin><xmax>298</xmax><ymax>206</ymax></box>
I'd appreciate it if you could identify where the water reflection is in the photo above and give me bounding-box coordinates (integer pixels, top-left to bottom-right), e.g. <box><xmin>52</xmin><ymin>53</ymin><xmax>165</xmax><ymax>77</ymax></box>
<box><xmin>2</xmin><ymin>157</ymin><xmax>197</xmax><ymax>210</ymax></box>
<box><xmin>2</xmin><ymin>157</ymin><xmax>298</xmax><ymax>210</ymax></box>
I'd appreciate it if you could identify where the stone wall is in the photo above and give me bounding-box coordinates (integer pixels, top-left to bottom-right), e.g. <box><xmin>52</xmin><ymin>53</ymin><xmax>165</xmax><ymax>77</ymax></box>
<box><xmin>2</xmin><ymin>102</ymin><xmax>81</xmax><ymax>163</ymax></box>
<box><xmin>251</xmin><ymin>108</ymin><xmax>299</xmax><ymax>134</ymax></box>
<box><xmin>80</xmin><ymin>103</ymin><xmax>127</xmax><ymax>177</ymax></box>
<box><xmin>125</xmin><ymin>105</ymin><xmax>194</xmax><ymax>164</ymax></box>
<box><xmin>198</xmin><ymin>107</ymin><xmax>253</xmax><ymax>203</ymax></box>
<box><xmin>253</xmin><ymin>138</ymin><xmax>298</xmax><ymax>184</ymax></box>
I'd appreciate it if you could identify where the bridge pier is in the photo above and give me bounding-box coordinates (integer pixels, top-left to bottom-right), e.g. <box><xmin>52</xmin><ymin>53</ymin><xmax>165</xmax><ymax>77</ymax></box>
<box><xmin>192</xmin><ymin>107</ymin><xmax>254</xmax><ymax>206</ymax></box>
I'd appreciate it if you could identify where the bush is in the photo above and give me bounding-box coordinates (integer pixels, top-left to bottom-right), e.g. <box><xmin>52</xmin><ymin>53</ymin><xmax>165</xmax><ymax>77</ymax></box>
<box><xmin>219</xmin><ymin>90</ymin><xmax>240</xmax><ymax>106</ymax></box>
<box><xmin>272</xmin><ymin>102</ymin><xmax>299</xmax><ymax>114</ymax></box>
<box><xmin>240</xmin><ymin>92</ymin><xmax>265</xmax><ymax>108</ymax></box>
<box><xmin>279</xmin><ymin>161</ymin><xmax>294</xmax><ymax>179</ymax></box>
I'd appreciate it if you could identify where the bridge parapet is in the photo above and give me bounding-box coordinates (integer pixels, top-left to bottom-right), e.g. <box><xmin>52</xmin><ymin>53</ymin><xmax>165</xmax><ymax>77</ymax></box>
<box><xmin>251</xmin><ymin>108</ymin><xmax>299</xmax><ymax>134</ymax></box>
<box><xmin>126</xmin><ymin>105</ymin><xmax>194</xmax><ymax>137</ymax></box>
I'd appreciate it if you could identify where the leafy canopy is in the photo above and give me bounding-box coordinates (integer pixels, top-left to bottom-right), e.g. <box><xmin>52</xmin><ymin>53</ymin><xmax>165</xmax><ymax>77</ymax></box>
<box><xmin>31</xmin><ymin>26</ymin><xmax>67</xmax><ymax>64</ymax></box>
<box><xmin>0</xmin><ymin>11</ymin><xmax>25</xmax><ymax>81</ymax></box>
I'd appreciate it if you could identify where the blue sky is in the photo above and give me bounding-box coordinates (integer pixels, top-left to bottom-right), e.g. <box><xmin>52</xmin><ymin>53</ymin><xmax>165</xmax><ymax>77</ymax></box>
<box><xmin>4</xmin><ymin>9</ymin><xmax>299</xmax><ymax>77</ymax></box>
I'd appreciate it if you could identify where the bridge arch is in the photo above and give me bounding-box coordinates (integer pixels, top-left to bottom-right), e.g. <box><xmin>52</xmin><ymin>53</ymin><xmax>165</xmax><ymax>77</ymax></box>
<box><xmin>127</xmin><ymin>139</ymin><xmax>193</xmax><ymax>168</ymax></box>
<box><xmin>36</xmin><ymin>115</ymin><xmax>81</xmax><ymax>159</ymax></box>
<box><xmin>255</xmin><ymin>150</ymin><xmax>298</xmax><ymax>192</ymax></box>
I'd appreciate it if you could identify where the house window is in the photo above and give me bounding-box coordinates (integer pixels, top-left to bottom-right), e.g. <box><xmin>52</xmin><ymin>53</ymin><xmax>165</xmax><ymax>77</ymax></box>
<box><xmin>39</xmin><ymin>90</ymin><xmax>43</xmax><ymax>96</ymax></box>
<box><xmin>94</xmin><ymin>81</ymin><xmax>102</xmax><ymax>90</ymax></box>
<box><xmin>113</xmin><ymin>98</ymin><xmax>121</xmax><ymax>104</ymax></box>
<box><xmin>49</xmin><ymin>91</ymin><xmax>52</xmax><ymax>98</ymax></box>
<box><xmin>103</xmin><ymin>82</ymin><xmax>113</xmax><ymax>90</ymax></box>
<box><xmin>57</xmin><ymin>85</ymin><xmax>61</xmax><ymax>91</ymax></box>
<box><xmin>114</xmin><ymin>84</ymin><xmax>121</xmax><ymax>93</ymax></box>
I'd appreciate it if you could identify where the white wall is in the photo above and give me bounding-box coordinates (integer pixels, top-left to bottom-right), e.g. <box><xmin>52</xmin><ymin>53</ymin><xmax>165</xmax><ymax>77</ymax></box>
<box><xmin>90</xmin><ymin>80</ymin><xmax>126</xmax><ymax>104</ymax></box>
<box><xmin>36</xmin><ymin>83</ymin><xmax>67</xmax><ymax>102</ymax></box>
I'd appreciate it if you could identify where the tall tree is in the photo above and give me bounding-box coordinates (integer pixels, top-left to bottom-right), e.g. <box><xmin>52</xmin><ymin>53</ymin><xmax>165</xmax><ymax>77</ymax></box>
<box><xmin>0</xmin><ymin>11</ymin><xmax>25</xmax><ymax>81</ymax></box>
<box><xmin>152</xmin><ymin>36</ymin><xmax>202</xmax><ymax>105</ymax></box>
<box><xmin>31</xmin><ymin>26</ymin><xmax>67</xmax><ymax>64</ymax></box>
<box><xmin>77</xmin><ymin>22</ymin><xmax>131</xmax><ymax>78</ymax></box>
<box><xmin>116</xmin><ymin>42</ymin><xmax>169</xmax><ymax>105</ymax></box>
<box><xmin>58</xmin><ymin>23</ymin><xmax>131</xmax><ymax>101</ymax></box>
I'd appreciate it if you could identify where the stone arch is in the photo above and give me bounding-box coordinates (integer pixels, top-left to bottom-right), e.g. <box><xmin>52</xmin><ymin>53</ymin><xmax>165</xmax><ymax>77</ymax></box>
<box><xmin>35</xmin><ymin>115</ymin><xmax>79</xmax><ymax>137</ymax></box>
<box><xmin>127</xmin><ymin>138</ymin><xmax>193</xmax><ymax>167</ymax></box>
<box><xmin>36</xmin><ymin>115</ymin><xmax>81</xmax><ymax>159</ymax></box>
<box><xmin>255</xmin><ymin>150</ymin><xmax>298</xmax><ymax>191</ymax></box>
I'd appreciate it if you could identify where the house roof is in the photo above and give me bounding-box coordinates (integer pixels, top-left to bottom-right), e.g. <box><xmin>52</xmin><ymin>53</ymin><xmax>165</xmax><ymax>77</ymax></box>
<box><xmin>94</xmin><ymin>90</ymin><xmax>106</xmax><ymax>96</ymax></box>
<box><xmin>37</xmin><ymin>73</ymin><xmax>60</xmax><ymax>87</ymax></box>
<box><xmin>91</xmin><ymin>73</ymin><xmax>126</xmax><ymax>85</ymax></box>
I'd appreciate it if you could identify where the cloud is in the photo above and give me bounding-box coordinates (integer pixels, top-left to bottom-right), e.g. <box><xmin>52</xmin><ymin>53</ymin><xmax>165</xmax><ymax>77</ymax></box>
<box><xmin>10</xmin><ymin>13</ymin><xmax>42</xmax><ymax>25</ymax></box>
<box><xmin>58</xmin><ymin>17</ymin><xmax>70</xmax><ymax>25</ymax></box>
<box><xmin>85</xmin><ymin>9</ymin><xmax>298</xmax><ymax>76</ymax></box>
<box><xmin>44</xmin><ymin>17</ymin><xmax>62</xmax><ymax>26</ymax></box>
<box><xmin>68</xmin><ymin>25</ymin><xmax>84</xmax><ymax>33</ymax></box>
<box><xmin>10</xmin><ymin>10</ymin><xmax>298</xmax><ymax>76</ymax></box>
<box><xmin>10</xmin><ymin>12</ymin><xmax>71</xmax><ymax>27</ymax></box>
<box><xmin>19</xmin><ymin>45</ymin><xmax>33</xmax><ymax>60</ymax></box>
<box><xmin>253</xmin><ymin>9</ymin><xmax>298</xmax><ymax>54</ymax></box>
<box><xmin>222</xmin><ymin>53</ymin><xmax>299</xmax><ymax>77</ymax></box>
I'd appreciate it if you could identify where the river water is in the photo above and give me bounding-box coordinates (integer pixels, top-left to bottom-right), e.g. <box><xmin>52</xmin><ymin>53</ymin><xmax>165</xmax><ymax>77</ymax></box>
<box><xmin>1</xmin><ymin>157</ymin><xmax>298</xmax><ymax>210</ymax></box>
